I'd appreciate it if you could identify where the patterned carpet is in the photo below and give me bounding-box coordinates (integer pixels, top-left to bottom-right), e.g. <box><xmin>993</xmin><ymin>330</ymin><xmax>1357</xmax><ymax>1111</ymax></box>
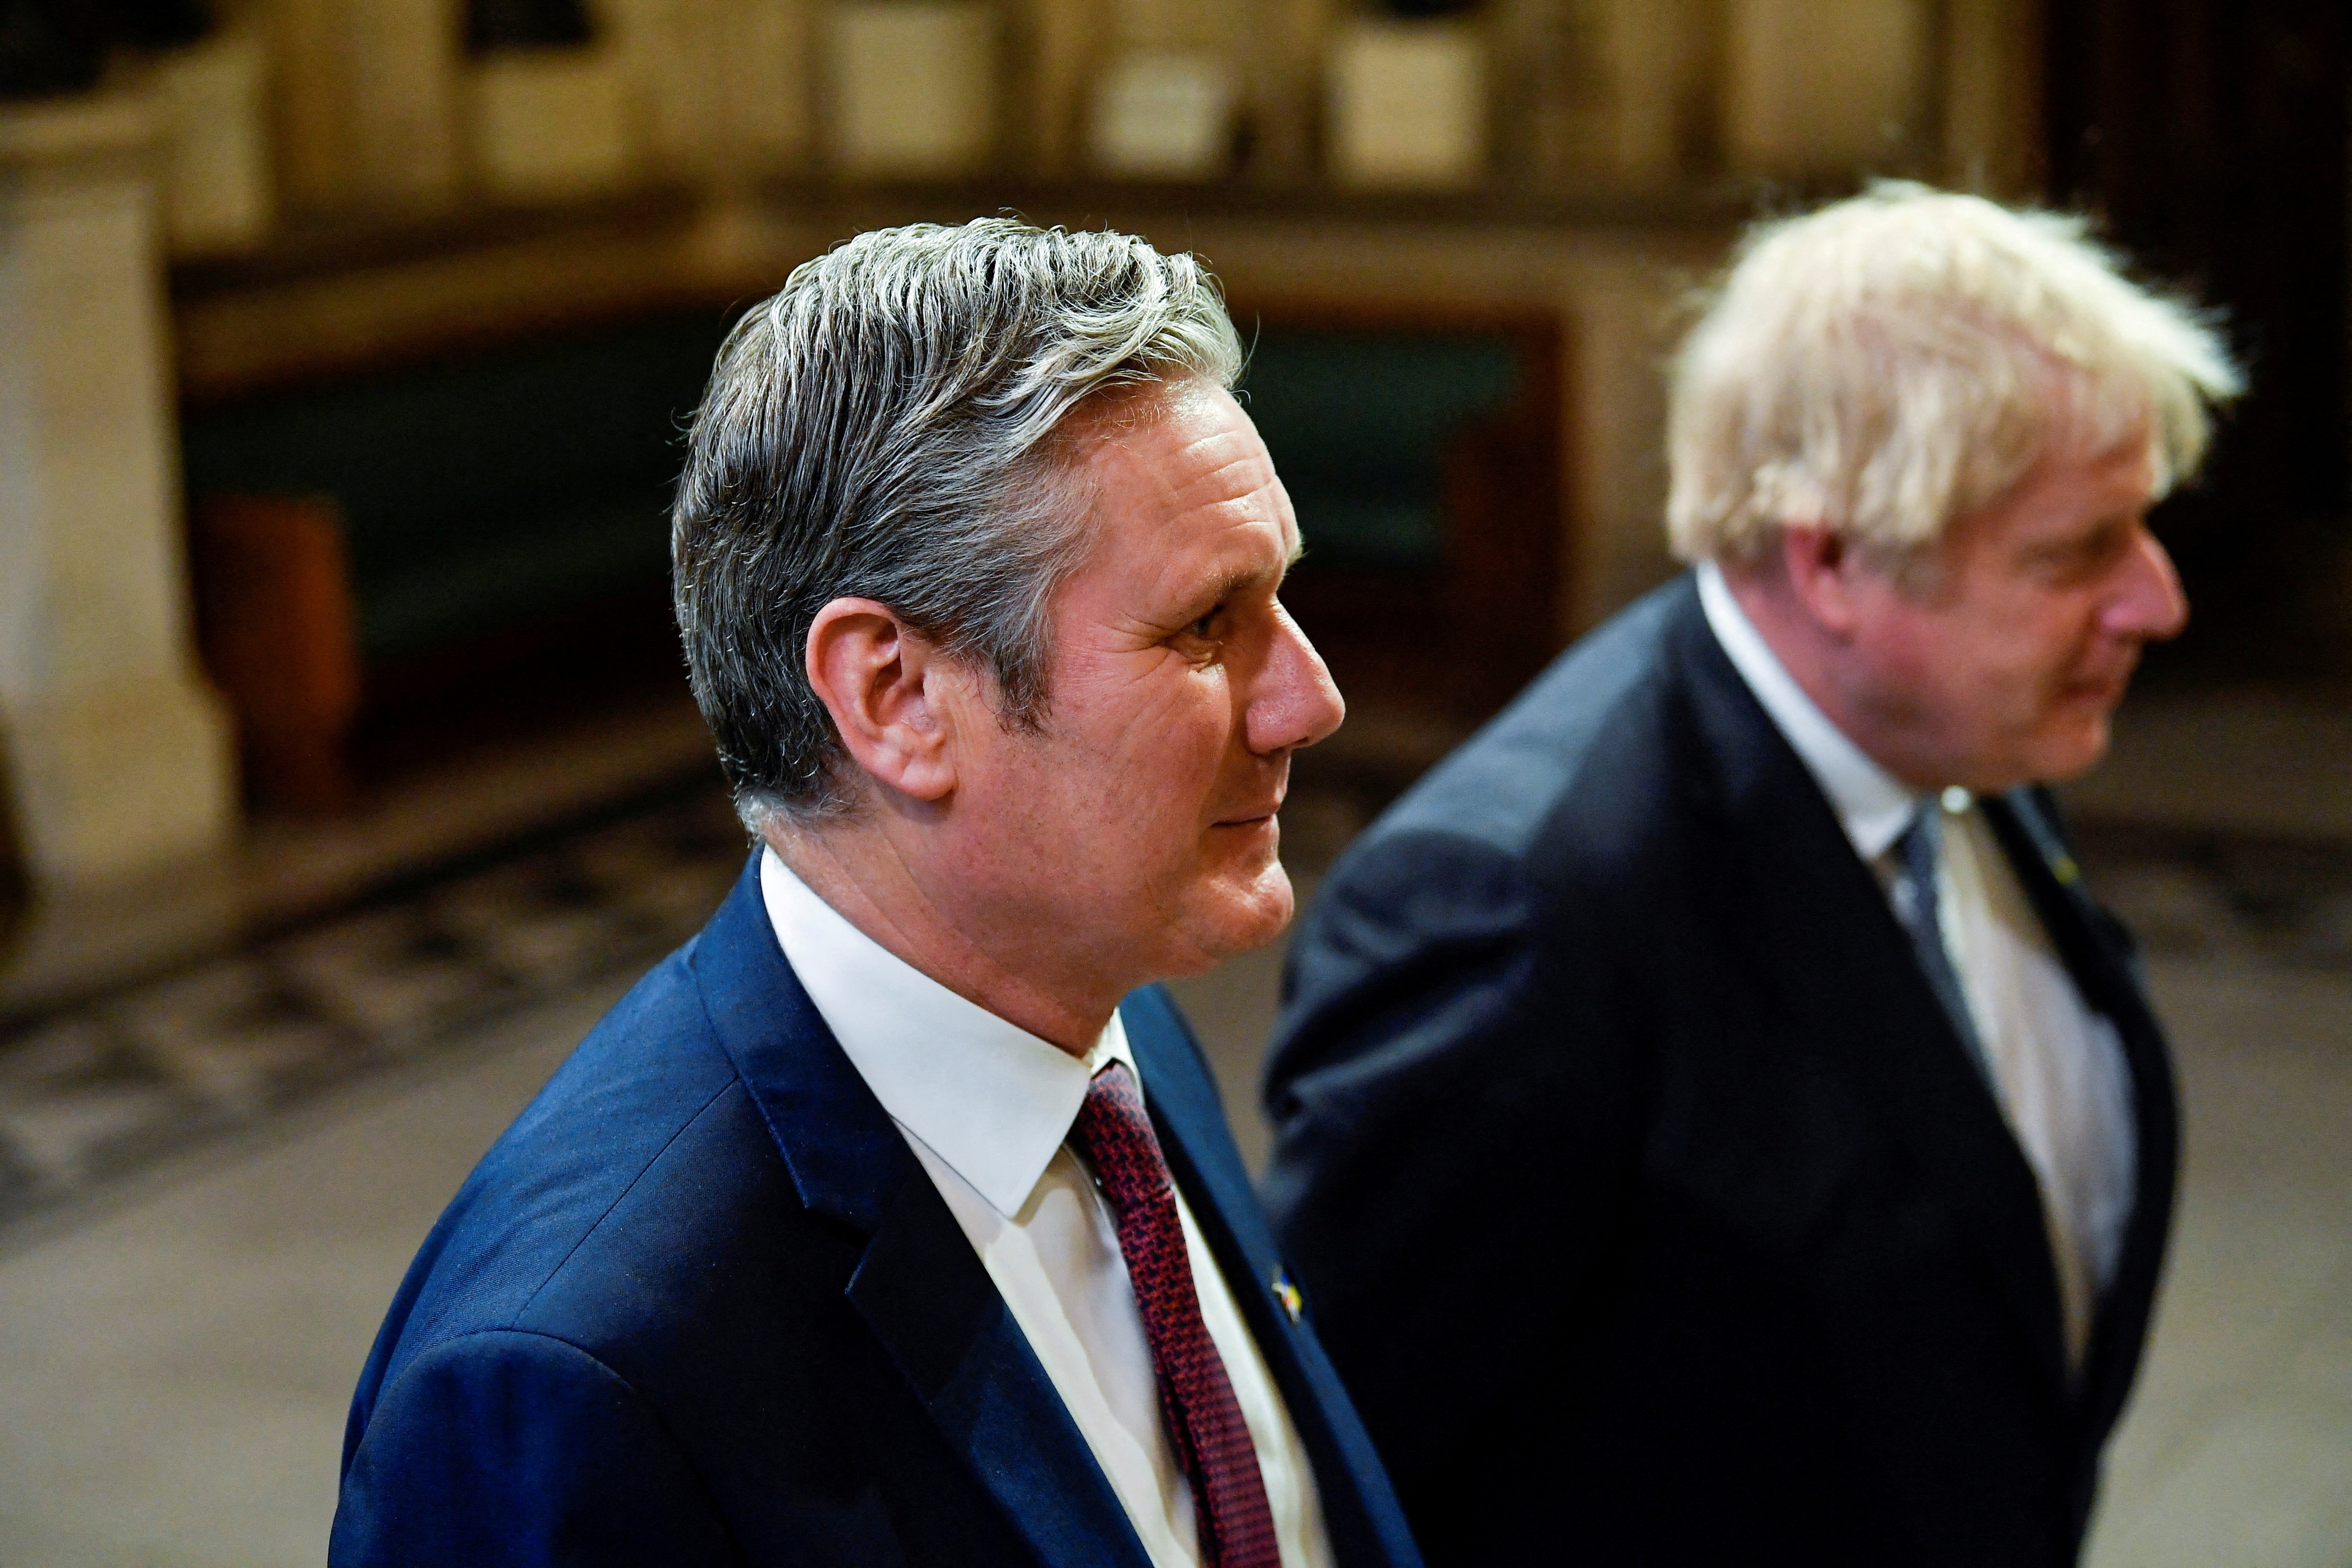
<box><xmin>0</xmin><ymin>784</ymin><xmax>2346</xmax><ymax>1239</ymax></box>
<box><xmin>0</xmin><ymin>785</ymin><xmax>751</xmax><ymax>1238</ymax></box>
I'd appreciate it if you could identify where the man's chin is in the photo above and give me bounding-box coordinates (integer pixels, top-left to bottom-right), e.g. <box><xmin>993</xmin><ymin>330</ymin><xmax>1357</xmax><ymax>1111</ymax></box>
<box><xmin>1168</xmin><ymin>866</ymin><xmax>1296</xmax><ymax>974</ymax></box>
<box><xmin>2022</xmin><ymin>712</ymin><xmax>2116</xmax><ymax>787</ymax></box>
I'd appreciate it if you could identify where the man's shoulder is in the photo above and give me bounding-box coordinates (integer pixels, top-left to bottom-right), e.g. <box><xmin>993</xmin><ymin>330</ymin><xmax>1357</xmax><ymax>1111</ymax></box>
<box><xmin>1276</xmin><ymin>579</ymin><xmax>1718</xmax><ymax>1047</ymax></box>
<box><xmin>367</xmin><ymin>936</ymin><xmax>820</xmax><ymax>1392</ymax></box>
<box><xmin>1345</xmin><ymin>576</ymin><xmax>1705</xmax><ymax>879</ymax></box>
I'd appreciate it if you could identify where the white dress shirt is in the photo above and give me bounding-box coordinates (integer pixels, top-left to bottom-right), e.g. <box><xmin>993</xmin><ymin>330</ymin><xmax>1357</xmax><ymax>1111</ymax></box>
<box><xmin>1697</xmin><ymin>561</ymin><xmax>2138</xmax><ymax>1363</ymax></box>
<box><xmin>759</xmin><ymin>850</ymin><xmax>1332</xmax><ymax>1568</ymax></box>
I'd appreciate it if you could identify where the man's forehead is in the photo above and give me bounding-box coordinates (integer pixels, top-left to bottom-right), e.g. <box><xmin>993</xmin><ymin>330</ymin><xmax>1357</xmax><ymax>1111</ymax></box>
<box><xmin>1080</xmin><ymin>386</ymin><xmax>1288</xmax><ymax>520</ymax></box>
<box><xmin>1155</xmin><ymin>479</ymin><xmax>1302</xmax><ymax>586</ymax></box>
<box><xmin>2030</xmin><ymin>436</ymin><xmax>2159</xmax><ymax>510</ymax></box>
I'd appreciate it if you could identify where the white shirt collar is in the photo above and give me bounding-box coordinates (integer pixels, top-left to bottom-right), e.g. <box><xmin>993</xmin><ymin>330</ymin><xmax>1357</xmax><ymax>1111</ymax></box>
<box><xmin>758</xmin><ymin>847</ymin><xmax>1130</xmax><ymax>1220</ymax></box>
<box><xmin>1696</xmin><ymin>558</ymin><xmax>1919</xmax><ymax>862</ymax></box>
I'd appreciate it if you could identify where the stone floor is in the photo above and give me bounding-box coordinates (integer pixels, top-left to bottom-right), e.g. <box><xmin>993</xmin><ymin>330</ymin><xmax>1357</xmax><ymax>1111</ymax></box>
<box><xmin>0</xmin><ymin>683</ymin><xmax>2346</xmax><ymax>1565</ymax></box>
<box><xmin>2084</xmin><ymin>959</ymin><xmax>2352</xmax><ymax>1568</ymax></box>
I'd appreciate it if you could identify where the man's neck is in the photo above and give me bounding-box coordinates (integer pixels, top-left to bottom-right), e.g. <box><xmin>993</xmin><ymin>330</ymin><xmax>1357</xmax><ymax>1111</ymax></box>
<box><xmin>762</xmin><ymin>818</ymin><xmax>1116</xmax><ymax>1057</ymax></box>
<box><xmin>1714</xmin><ymin>559</ymin><xmax>1938</xmax><ymax>793</ymax></box>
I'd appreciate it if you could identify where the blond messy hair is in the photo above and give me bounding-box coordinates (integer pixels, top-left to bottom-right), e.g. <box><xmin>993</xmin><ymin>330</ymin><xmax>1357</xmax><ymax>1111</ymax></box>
<box><xmin>1666</xmin><ymin>181</ymin><xmax>2243</xmax><ymax>566</ymax></box>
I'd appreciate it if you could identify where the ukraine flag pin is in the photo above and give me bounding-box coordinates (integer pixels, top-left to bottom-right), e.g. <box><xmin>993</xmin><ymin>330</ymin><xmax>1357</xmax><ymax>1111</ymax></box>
<box><xmin>1272</xmin><ymin>1270</ymin><xmax>1304</xmax><ymax>1323</ymax></box>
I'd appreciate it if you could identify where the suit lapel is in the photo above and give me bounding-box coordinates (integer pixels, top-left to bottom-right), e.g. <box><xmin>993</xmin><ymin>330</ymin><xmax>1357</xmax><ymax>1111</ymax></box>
<box><xmin>845</xmin><ymin>1175</ymin><xmax>1150</xmax><ymax>1568</ymax></box>
<box><xmin>1666</xmin><ymin>591</ymin><xmax>2074</xmax><ymax>1400</ymax></box>
<box><xmin>1123</xmin><ymin>986</ymin><xmax>1424</xmax><ymax>1568</ymax></box>
<box><xmin>690</xmin><ymin>854</ymin><xmax>1149</xmax><ymax>1568</ymax></box>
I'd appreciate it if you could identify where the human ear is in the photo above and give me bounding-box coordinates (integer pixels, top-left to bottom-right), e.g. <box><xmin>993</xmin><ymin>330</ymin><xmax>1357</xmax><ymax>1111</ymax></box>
<box><xmin>803</xmin><ymin>598</ymin><xmax>960</xmax><ymax>803</ymax></box>
<box><xmin>1777</xmin><ymin>523</ymin><xmax>1868</xmax><ymax>640</ymax></box>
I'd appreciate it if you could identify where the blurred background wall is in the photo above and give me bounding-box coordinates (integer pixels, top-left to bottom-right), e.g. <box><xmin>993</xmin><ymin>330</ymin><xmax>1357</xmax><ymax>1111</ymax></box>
<box><xmin>2</xmin><ymin>0</ymin><xmax>2346</xmax><ymax>914</ymax></box>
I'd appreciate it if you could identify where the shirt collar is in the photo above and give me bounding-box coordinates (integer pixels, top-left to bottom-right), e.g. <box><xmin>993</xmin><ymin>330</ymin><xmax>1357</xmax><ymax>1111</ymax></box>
<box><xmin>759</xmin><ymin>847</ymin><xmax>1130</xmax><ymax>1219</ymax></box>
<box><xmin>1696</xmin><ymin>558</ymin><xmax>1919</xmax><ymax>862</ymax></box>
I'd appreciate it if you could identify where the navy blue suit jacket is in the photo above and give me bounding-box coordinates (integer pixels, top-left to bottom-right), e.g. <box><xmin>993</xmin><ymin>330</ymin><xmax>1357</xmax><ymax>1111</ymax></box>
<box><xmin>332</xmin><ymin>852</ymin><xmax>1423</xmax><ymax>1568</ymax></box>
<box><xmin>1262</xmin><ymin>575</ymin><xmax>2178</xmax><ymax>1568</ymax></box>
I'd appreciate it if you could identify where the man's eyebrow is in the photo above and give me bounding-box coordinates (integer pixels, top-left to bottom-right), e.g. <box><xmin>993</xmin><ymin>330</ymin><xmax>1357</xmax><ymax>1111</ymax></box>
<box><xmin>1187</xmin><ymin>529</ymin><xmax>1306</xmax><ymax>612</ymax></box>
<box><xmin>1201</xmin><ymin>564</ymin><xmax>1264</xmax><ymax>604</ymax></box>
<box><xmin>1198</xmin><ymin>551</ymin><xmax>1288</xmax><ymax>607</ymax></box>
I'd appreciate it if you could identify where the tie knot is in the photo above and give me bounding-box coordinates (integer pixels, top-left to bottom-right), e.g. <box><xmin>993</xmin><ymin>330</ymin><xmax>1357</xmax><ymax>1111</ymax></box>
<box><xmin>1070</xmin><ymin>1060</ymin><xmax>1171</xmax><ymax>1217</ymax></box>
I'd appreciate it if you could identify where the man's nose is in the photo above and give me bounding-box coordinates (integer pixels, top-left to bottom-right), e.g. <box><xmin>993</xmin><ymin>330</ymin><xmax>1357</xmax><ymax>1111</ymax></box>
<box><xmin>2107</xmin><ymin>527</ymin><xmax>2189</xmax><ymax>643</ymax></box>
<box><xmin>1245</xmin><ymin>605</ymin><xmax>1346</xmax><ymax>756</ymax></box>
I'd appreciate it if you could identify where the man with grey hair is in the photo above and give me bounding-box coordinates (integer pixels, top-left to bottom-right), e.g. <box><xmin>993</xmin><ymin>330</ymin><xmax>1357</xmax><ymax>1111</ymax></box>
<box><xmin>1262</xmin><ymin>183</ymin><xmax>2240</xmax><ymax>1568</ymax></box>
<box><xmin>330</xmin><ymin>219</ymin><xmax>1421</xmax><ymax>1568</ymax></box>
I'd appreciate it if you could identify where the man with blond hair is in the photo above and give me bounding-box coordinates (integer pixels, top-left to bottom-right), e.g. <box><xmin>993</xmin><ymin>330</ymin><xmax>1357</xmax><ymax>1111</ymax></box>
<box><xmin>1262</xmin><ymin>183</ymin><xmax>2240</xmax><ymax>1568</ymax></box>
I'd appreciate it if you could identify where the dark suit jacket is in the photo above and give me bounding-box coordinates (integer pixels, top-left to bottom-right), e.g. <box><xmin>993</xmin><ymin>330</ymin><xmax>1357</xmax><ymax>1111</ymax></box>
<box><xmin>1261</xmin><ymin>575</ymin><xmax>2177</xmax><ymax>1568</ymax></box>
<box><xmin>331</xmin><ymin>852</ymin><xmax>1424</xmax><ymax>1568</ymax></box>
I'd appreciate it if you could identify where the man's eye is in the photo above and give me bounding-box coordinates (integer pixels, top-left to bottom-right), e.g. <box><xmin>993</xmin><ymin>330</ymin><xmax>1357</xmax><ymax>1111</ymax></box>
<box><xmin>1188</xmin><ymin>606</ymin><xmax>1226</xmax><ymax>640</ymax></box>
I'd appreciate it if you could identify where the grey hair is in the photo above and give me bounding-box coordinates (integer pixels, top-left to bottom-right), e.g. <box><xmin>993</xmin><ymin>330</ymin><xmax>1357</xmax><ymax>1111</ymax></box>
<box><xmin>1666</xmin><ymin>180</ymin><xmax>2243</xmax><ymax>567</ymax></box>
<box><xmin>672</xmin><ymin>218</ymin><xmax>1244</xmax><ymax>828</ymax></box>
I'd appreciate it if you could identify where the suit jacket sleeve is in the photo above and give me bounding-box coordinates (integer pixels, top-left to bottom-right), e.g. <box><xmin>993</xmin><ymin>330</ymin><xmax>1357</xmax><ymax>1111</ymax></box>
<box><xmin>1261</xmin><ymin>820</ymin><xmax>1642</xmax><ymax>1557</ymax></box>
<box><xmin>329</xmin><ymin>1329</ymin><xmax>740</xmax><ymax>1568</ymax></box>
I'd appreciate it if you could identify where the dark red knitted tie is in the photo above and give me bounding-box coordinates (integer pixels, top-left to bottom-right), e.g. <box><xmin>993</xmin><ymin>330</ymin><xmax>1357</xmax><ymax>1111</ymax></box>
<box><xmin>1071</xmin><ymin>1061</ymin><xmax>1282</xmax><ymax>1568</ymax></box>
